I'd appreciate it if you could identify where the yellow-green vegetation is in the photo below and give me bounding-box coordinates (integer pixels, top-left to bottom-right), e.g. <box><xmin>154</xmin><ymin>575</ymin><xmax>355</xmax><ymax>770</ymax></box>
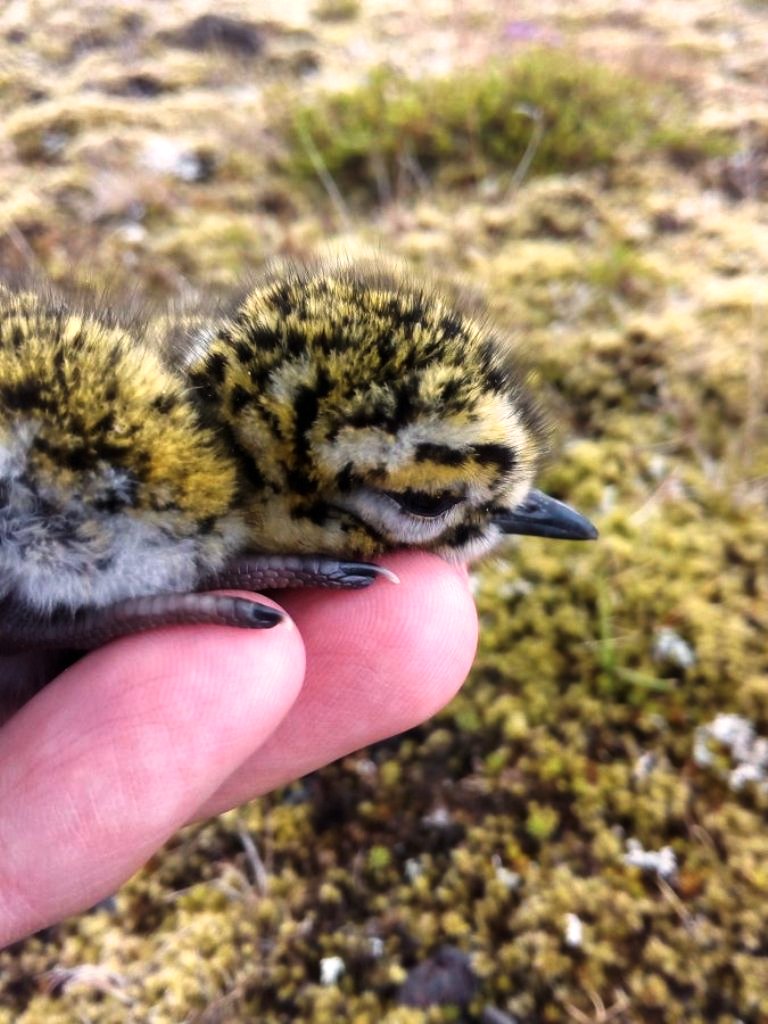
<box><xmin>312</xmin><ymin>0</ymin><xmax>362</xmax><ymax>22</ymax></box>
<box><xmin>279</xmin><ymin>53</ymin><xmax>730</xmax><ymax>201</ymax></box>
<box><xmin>1</xmin><ymin>1</ymin><xmax>767</xmax><ymax>1022</ymax></box>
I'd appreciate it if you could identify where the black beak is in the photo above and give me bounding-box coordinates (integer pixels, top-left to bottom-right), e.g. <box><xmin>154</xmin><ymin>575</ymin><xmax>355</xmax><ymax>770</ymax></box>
<box><xmin>493</xmin><ymin>488</ymin><xmax>598</xmax><ymax>541</ymax></box>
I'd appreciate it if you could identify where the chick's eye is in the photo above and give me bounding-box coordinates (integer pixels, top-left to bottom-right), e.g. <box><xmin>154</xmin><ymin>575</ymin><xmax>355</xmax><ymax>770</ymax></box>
<box><xmin>386</xmin><ymin>489</ymin><xmax>461</xmax><ymax>518</ymax></box>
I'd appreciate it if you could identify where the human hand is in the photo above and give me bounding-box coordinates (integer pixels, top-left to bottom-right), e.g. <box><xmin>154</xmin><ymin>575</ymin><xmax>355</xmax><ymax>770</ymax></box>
<box><xmin>0</xmin><ymin>552</ymin><xmax>477</xmax><ymax>947</ymax></box>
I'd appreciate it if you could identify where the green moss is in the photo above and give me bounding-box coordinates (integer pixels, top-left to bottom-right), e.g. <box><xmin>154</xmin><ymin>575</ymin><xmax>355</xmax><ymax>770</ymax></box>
<box><xmin>312</xmin><ymin>0</ymin><xmax>361</xmax><ymax>21</ymax></box>
<box><xmin>278</xmin><ymin>51</ymin><xmax>729</xmax><ymax>201</ymax></box>
<box><xmin>367</xmin><ymin>845</ymin><xmax>393</xmax><ymax>870</ymax></box>
<box><xmin>152</xmin><ymin>211</ymin><xmax>265</xmax><ymax>287</ymax></box>
<box><xmin>525</xmin><ymin>804</ymin><xmax>560</xmax><ymax>842</ymax></box>
<box><xmin>584</xmin><ymin>243</ymin><xmax>662</xmax><ymax>303</ymax></box>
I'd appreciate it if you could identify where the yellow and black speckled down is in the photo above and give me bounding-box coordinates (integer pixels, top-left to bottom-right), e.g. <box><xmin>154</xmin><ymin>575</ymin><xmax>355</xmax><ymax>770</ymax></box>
<box><xmin>186</xmin><ymin>264</ymin><xmax>548</xmax><ymax>560</ymax></box>
<box><xmin>0</xmin><ymin>287</ymin><xmax>242</xmax><ymax>616</ymax></box>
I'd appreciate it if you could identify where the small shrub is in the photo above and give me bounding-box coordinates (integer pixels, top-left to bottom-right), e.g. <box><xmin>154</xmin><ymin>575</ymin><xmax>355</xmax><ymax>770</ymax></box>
<box><xmin>278</xmin><ymin>50</ymin><xmax>729</xmax><ymax>201</ymax></box>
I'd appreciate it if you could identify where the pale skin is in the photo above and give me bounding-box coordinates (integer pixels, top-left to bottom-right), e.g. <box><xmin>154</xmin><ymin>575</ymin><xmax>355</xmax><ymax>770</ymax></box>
<box><xmin>0</xmin><ymin>552</ymin><xmax>478</xmax><ymax>947</ymax></box>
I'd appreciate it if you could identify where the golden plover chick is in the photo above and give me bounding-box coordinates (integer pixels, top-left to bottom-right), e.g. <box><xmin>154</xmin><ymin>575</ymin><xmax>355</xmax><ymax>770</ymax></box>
<box><xmin>0</xmin><ymin>265</ymin><xmax>596</xmax><ymax>657</ymax></box>
<box><xmin>184</xmin><ymin>263</ymin><xmax>595</xmax><ymax>566</ymax></box>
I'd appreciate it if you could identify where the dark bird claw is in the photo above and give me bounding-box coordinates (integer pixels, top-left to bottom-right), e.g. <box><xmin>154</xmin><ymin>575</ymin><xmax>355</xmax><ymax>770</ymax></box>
<box><xmin>200</xmin><ymin>554</ymin><xmax>398</xmax><ymax>592</ymax></box>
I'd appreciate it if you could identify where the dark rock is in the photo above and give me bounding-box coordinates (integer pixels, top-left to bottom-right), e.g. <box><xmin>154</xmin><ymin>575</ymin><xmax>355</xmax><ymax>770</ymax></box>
<box><xmin>398</xmin><ymin>945</ymin><xmax>478</xmax><ymax>1009</ymax></box>
<box><xmin>105</xmin><ymin>73</ymin><xmax>170</xmax><ymax>99</ymax></box>
<box><xmin>161</xmin><ymin>14</ymin><xmax>263</xmax><ymax>57</ymax></box>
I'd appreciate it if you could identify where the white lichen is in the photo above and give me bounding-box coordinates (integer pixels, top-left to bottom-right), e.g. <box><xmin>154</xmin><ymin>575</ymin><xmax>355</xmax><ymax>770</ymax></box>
<box><xmin>563</xmin><ymin>913</ymin><xmax>584</xmax><ymax>948</ymax></box>
<box><xmin>422</xmin><ymin>806</ymin><xmax>452</xmax><ymax>827</ymax></box>
<box><xmin>653</xmin><ymin>627</ymin><xmax>696</xmax><ymax>669</ymax></box>
<box><xmin>694</xmin><ymin>713</ymin><xmax>768</xmax><ymax>791</ymax></box>
<box><xmin>405</xmin><ymin>858</ymin><xmax>424</xmax><ymax>882</ymax></box>
<box><xmin>632</xmin><ymin>751</ymin><xmax>657</xmax><ymax>780</ymax></box>
<box><xmin>623</xmin><ymin>838</ymin><xmax>678</xmax><ymax>880</ymax></box>
<box><xmin>492</xmin><ymin>855</ymin><xmax>522</xmax><ymax>890</ymax></box>
<box><xmin>319</xmin><ymin>956</ymin><xmax>346</xmax><ymax>986</ymax></box>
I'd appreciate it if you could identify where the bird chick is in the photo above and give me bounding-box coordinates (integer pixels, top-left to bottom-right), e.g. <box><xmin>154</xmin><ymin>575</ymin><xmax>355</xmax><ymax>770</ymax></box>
<box><xmin>0</xmin><ymin>265</ymin><xmax>596</xmax><ymax>660</ymax></box>
<box><xmin>185</xmin><ymin>263</ymin><xmax>596</xmax><ymax>563</ymax></box>
<box><xmin>0</xmin><ymin>286</ymin><xmax>274</xmax><ymax>653</ymax></box>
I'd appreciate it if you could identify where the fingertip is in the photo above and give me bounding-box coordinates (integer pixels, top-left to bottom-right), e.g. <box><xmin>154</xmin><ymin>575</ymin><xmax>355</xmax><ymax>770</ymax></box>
<box><xmin>50</xmin><ymin>593</ymin><xmax>306</xmax><ymax>736</ymax></box>
<box><xmin>240</xmin><ymin>550</ymin><xmax>479</xmax><ymax>783</ymax></box>
<box><xmin>270</xmin><ymin>548</ymin><xmax>479</xmax><ymax>749</ymax></box>
<box><xmin>365</xmin><ymin>552</ymin><xmax>479</xmax><ymax>725</ymax></box>
<box><xmin>0</xmin><ymin>600</ymin><xmax>306</xmax><ymax>943</ymax></box>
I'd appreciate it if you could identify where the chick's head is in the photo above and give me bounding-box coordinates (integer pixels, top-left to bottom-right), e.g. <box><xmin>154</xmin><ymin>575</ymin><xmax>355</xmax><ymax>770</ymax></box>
<box><xmin>186</xmin><ymin>265</ymin><xmax>575</xmax><ymax>562</ymax></box>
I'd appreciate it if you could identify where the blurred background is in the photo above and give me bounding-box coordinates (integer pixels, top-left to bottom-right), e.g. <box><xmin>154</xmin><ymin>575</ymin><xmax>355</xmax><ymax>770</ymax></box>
<box><xmin>0</xmin><ymin>1</ymin><xmax>767</xmax><ymax>1021</ymax></box>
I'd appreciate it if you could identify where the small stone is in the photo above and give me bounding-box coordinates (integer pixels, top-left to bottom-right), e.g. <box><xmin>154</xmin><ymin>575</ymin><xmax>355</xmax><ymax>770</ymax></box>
<box><xmin>398</xmin><ymin>946</ymin><xmax>478</xmax><ymax>1009</ymax></box>
<box><xmin>161</xmin><ymin>14</ymin><xmax>263</xmax><ymax>56</ymax></box>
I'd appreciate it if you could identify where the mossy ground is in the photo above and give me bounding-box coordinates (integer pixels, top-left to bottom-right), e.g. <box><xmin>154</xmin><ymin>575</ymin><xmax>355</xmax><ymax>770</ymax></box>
<box><xmin>1</xmin><ymin>1</ymin><xmax>767</xmax><ymax>1021</ymax></box>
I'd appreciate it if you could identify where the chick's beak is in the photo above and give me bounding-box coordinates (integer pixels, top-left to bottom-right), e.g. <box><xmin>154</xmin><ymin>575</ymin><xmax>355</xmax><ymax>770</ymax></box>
<box><xmin>494</xmin><ymin>488</ymin><xmax>598</xmax><ymax>541</ymax></box>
